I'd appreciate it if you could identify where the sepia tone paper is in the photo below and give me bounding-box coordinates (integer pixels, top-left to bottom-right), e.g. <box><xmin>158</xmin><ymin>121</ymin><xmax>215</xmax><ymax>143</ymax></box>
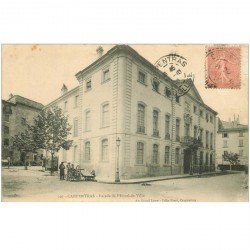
<box><xmin>1</xmin><ymin>44</ymin><xmax>249</xmax><ymax>202</ymax></box>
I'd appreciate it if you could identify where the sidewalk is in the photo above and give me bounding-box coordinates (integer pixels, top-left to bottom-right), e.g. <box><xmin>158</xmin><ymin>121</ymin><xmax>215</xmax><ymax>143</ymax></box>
<box><xmin>98</xmin><ymin>171</ymin><xmax>239</xmax><ymax>184</ymax></box>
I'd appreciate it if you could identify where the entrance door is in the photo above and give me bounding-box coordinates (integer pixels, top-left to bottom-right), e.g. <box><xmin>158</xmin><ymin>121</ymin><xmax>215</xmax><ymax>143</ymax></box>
<box><xmin>183</xmin><ymin>149</ymin><xmax>191</xmax><ymax>174</ymax></box>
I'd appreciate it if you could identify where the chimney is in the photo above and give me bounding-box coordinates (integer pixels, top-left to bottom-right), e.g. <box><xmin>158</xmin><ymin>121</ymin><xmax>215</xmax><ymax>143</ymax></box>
<box><xmin>96</xmin><ymin>46</ymin><xmax>104</xmax><ymax>58</ymax></box>
<box><xmin>61</xmin><ymin>84</ymin><xmax>68</xmax><ymax>95</ymax></box>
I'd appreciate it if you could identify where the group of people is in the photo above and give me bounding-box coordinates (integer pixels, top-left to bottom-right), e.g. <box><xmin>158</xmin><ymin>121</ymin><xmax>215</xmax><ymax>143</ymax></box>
<box><xmin>58</xmin><ymin>162</ymin><xmax>80</xmax><ymax>180</ymax></box>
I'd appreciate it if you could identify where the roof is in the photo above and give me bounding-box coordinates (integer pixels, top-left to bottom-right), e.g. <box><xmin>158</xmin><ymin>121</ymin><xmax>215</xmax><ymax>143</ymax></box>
<box><xmin>75</xmin><ymin>44</ymin><xmax>217</xmax><ymax>115</ymax></box>
<box><xmin>45</xmin><ymin>85</ymin><xmax>79</xmax><ymax>108</ymax></box>
<box><xmin>7</xmin><ymin>95</ymin><xmax>44</xmax><ymax>110</ymax></box>
<box><xmin>218</xmin><ymin>120</ymin><xmax>248</xmax><ymax>132</ymax></box>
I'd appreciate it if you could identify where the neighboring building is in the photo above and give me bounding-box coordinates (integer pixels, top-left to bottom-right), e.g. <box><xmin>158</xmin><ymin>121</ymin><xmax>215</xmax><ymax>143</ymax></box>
<box><xmin>216</xmin><ymin>116</ymin><xmax>248</xmax><ymax>170</ymax></box>
<box><xmin>46</xmin><ymin>45</ymin><xmax>217</xmax><ymax>181</ymax></box>
<box><xmin>1</xmin><ymin>94</ymin><xmax>44</xmax><ymax>164</ymax></box>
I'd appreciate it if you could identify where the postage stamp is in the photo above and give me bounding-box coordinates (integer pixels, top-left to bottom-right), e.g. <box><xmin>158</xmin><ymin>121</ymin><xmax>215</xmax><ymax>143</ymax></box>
<box><xmin>205</xmin><ymin>46</ymin><xmax>241</xmax><ymax>89</ymax></box>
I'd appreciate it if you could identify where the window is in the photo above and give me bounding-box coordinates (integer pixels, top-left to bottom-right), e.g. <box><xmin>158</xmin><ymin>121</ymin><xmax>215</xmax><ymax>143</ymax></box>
<box><xmin>64</xmin><ymin>101</ymin><xmax>68</xmax><ymax>111</ymax></box>
<box><xmin>175</xmin><ymin>95</ymin><xmax>180</xmax><ymax>103</ymax></box>
<box><xmin>176</xmin><ymin>119</ymin><xmax>180</xmax><ymax>141</ymax></box>
<box><xmin>206</xmin><ymin>131</ymin><xmax>209</xmax><ymax>148</ymax></box>
<box><xmin>239</xmin><ymin>139</ymin><xmax>243</xmax><ymax>147</ymax></box>
<box><xmin>206</xmin><ymin>113</ymin><xmax>209</xmax><ymax>122</ymax></box>
<box><xmin>73</xmin><ymin>118</ymin><xmax>78</xmax><ymax>137</ymax></box>
<box><xmin>200</xmin><ymin>110</ymin><xmax>203</xmax><ymax>117</ymax></box>
<box><xmin>102</xmin><ymin>103</ymin><xmax>110</xmax><ymax>127</ymax></box>
<box><xmin>223</xmin><ymin>140</ymin><xmax>228</xmax><ymax>148</ymax></box>
<box><xmin>185</xmin><ymin>123</ymin><xmax>190</xmax><ymax>137</ymax></box>
<box><xmin>152</xmin><ymin>80</ymin><xmax>159</xmax><ymax>92</ymax></box>
<box><xmin>222</xmin><ymin>133</ymin><xmax>228</xmax><ymax>138</ymax></box>
<box><xmin>199</xmin><ymin>128</ymin><xmax>203</xmax><ymax>143</ymax></box>
<box><xmin>101</xmin><ymin>139</ymin><xmax>109</xmax><ymax>161</ymax></box>
<box><xmin>165</xmin><ymin>87</ymin><xmax>171</xmax><ymax>98</ymax></box>
<box><xmin>138</xmin><ymin>71</ymin><xmax>146</xmax><ymax>84</ymax></box>
<box><xmin>136</xmin><ymin>142</ymin><xmax>144</xmax><ymax>164</ymax></box>
<box><xmin>4</xmin><ymin>114</ymin><xmax>10</xmax><ymax>122</ymax></box>
<box><xmin>85</xmin><ymin>141</ymin><xmax>90</xmax><ymax>161</ymax></box>
<box><xmin>223</xmin><ymin>151</ymin><xmax>228</xmax><ymax>155</ymax></box>
<box><xmin>86</xmin><ymin>80</ymin><xmax>92</xmax><ymax>90</ymax></box>
<box><xmin>205</xmin><ymin>153</ymin><xmax>209</xmax><ymax>166</ymax></box>
<box><xmin>210</xmin><ymin>154</ymin><xmax>213</xmax><ymax>166</ymax></box>
<box><xmin>239</xmin><ymin>150</ymin><xmax>243</xmax><ymax>157</ymax></box>
<box><xmin>137</xmin><ymin>104</ymin><xmax>145</xmax><ymax>133</ymax></box>
<box><xmin>239</xmin><ymin>131</ymin><xmax>244</xmax><ymax>137</ymax></box>
<box><xmin>165</xmin><ymin>115</ymin><xmax>170</xmax><ymax>139</ymax></box>
<box><xmin>193</xmin><ymin>105</ymin><xmax>197</xmax><ymax>114</ymax></box>
<box><xmin>4</xmin><ymin>139</ymin><xmax>9</xmax><ymax>146</ymax></box>
<box><xmin>152</xmin><ymin>144</ymin><xmax>159</xmax><ymax>164</ymax></box>
<box><xmin>4</xmin><ymin>126</ymin><xmax>9</xmax><ymax>134</ymax></box>
<box><xmin>164</xmin><ymin>146</ymin><xmax>170</xmax><ymax>165</ymax></box>
<box><xmin>194</xmin><ymin>126</ymin><xmax>198</xmax><ymax>139</ymax></box>
<box><xmin>103</xmin><ymin>69</ymin><xmax>110</xmax><ymax>82</ymax></box>
<box><xmin>74</xmin><ymin>95</ymin><xmax>79</xmax><ymax>107</ymax></box>
<box><xmin>210</xmin><ymin>115</ymin><xmax>213</xmax><ymax>123</ymax></box>
<box><xmin>85</xmin><ymin>110</ymin><xmax>91</xmax><ymax>131</ymax></box>
<box><xmin>210</xmin><ymin>133</ymin><xmax>213</xmax><ymax>149</ymax></box>
<box><xmin>21</xmin><ymin>117</ymin><xmax>26</xmax><ymax>125</ymax></box>
<box><xmin>175</xmin><ymin>148</ymin><xmax>180</xmax><ymax>165</ymax></box>
<box><xmin>153</xmin><ymin>110</ymin><xmax>159</xmax><ymax>137</ymax></box>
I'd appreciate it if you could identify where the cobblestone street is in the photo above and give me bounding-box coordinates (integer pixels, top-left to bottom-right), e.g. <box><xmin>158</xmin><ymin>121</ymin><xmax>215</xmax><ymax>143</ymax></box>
<box><xmin>1</xmin><ymin>166</ymin><xmax>248</xmax><ymax>202</ymax></box>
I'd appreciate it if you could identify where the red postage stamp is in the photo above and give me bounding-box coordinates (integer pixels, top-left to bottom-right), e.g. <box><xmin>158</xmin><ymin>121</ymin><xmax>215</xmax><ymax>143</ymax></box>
<box><xmin>205</xmin><ymin>46</ymin><xmax>241</xmax><ymax>89</ymax></box>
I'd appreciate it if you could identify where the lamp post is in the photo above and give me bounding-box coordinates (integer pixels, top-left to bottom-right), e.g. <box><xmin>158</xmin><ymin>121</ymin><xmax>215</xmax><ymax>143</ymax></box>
<box><xmin>115</xmin><ymin>137</ymin><xmax>121</xmax><ymax>183</ymax></box>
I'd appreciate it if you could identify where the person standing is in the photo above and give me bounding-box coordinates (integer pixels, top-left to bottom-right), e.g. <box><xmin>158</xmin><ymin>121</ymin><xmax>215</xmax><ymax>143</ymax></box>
<box><xmin>59</xmin><ymin>162</ymin><xmax>65</xmax><ymax>180</ymax></box>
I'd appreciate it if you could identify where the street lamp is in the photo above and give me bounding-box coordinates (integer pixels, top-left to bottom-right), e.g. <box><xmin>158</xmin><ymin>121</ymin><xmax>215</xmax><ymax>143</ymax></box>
<box><xmin>115</xmin><ymin>137</ymin><xmax>121</xmax><ymax>183</ymax></box>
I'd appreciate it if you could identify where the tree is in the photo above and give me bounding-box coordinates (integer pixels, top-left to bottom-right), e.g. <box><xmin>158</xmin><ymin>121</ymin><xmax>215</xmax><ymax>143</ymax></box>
<box><xmin>11</xmin><ymin>129</ymin><xmax>39</xmax><ymax>170</ymax></box>
<box><xmin>222</xmin><ymin>152</ymin><xmax>240</xmax><ymax>171</ymax></box>
<box><xmin>31</xmin><ymin>106</ymin><xmax>73</xmax><ymax>174</ymax></box>
<box><xmin>181</xmin><ymin>136</ymin><xmax>203</xmax><ymax>175</ymax></box>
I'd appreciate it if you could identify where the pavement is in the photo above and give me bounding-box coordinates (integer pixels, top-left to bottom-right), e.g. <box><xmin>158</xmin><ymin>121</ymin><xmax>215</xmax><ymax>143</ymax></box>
<box><xmin>1</xmin><ymin>166</ymin><xmax>248</xmax><ymax>202</ymax></box>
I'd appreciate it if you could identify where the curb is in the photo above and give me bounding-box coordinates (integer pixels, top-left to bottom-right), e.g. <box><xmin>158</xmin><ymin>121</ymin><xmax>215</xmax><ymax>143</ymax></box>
<box><xmin>97</xmin><ymin>171</ymin><xmax>239</xmax><ymax>185</ymax></box>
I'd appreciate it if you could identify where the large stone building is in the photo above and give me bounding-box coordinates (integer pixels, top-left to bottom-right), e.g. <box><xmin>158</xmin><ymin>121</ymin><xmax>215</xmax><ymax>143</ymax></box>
<box><xmin>2</xmin><ymin>94</ymin><xmax>44</xmax><ymax>164</ymax></box>
<box><xmin>46</xmin><ymin>45</ymin><xmax>217</xmax><ymax>181</ymax></box>
<box><xmin>216</xmin><ymin>116</ymin><xmax>248</xmax><ymax>170</ymax></box>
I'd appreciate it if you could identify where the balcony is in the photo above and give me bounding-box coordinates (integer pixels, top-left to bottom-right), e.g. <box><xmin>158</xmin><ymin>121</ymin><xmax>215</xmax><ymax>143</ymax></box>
<box><xmin>165</xmin><ymin>133</ymin><xmax>170</xmax><ymax>140</ymax></box>
<box><xmin>153</xmin><ymin>129</ymin><xmax>159</xmax><ymax>137</ymax></box>
<box><xmin>137</xmin><ymin>125</ymin><xmax>145</xmax><ymax>134</ymax></box>
<box><xmin>180</xmin><ymin>136</ymin><xmax>203</xmax><ymax>148</ymax></box>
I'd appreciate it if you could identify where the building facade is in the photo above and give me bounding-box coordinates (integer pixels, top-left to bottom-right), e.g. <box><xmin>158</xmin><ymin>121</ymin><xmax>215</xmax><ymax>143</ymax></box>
<box><xmin>46</xmin><ymin>45</ymin><xmax>217</xmax><ymax>181</ymax></box>
<box><xmin>2</xmin><ymin>95</ymin><xmax>44</xmax><ymax>164</ymax></box>
<box><xmin>216</xmin><ymin>116</ymin><xmax>248</xmax><ymax>169</ymax></box>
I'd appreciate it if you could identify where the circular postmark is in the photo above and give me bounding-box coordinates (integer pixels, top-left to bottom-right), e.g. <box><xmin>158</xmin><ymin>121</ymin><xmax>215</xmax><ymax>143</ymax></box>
<box><xmin>155</xmin><ymin>53</ymin><xmax>194</xmax><ymax>97</ymax></box>
<box><xmin>205</xmin><ymin>46</ymin><xmax>241</xmax><ymax>89</ymax></box>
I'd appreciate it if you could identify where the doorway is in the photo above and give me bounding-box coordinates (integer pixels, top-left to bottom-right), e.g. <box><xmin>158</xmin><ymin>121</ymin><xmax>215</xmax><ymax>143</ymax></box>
<box><xmin>183</xmin><ymin>149</ymin><xmax>191</xmax><ymax>174</ymax></box>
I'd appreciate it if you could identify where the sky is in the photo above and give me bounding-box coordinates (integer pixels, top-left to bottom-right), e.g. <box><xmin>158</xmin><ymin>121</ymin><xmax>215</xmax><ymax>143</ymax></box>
<box><xmin>2</xmin><ymin>44</ymin><xmax>248</xmax><ymax>124</ymax></box>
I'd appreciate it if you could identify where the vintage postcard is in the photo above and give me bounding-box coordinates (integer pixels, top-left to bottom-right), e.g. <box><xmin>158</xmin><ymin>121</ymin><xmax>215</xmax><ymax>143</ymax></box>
<box><xmin>1</xmin><ymin>44</ymin><xmax>248</xmax><ymax>202</ymax></box>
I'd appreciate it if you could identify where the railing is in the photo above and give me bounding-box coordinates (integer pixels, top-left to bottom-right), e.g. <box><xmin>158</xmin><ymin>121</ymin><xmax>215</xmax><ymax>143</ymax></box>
<box><xmin>137</xmin><ymin>125</ymin><xmax>145</xmax><ymax>133</ymax></box>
